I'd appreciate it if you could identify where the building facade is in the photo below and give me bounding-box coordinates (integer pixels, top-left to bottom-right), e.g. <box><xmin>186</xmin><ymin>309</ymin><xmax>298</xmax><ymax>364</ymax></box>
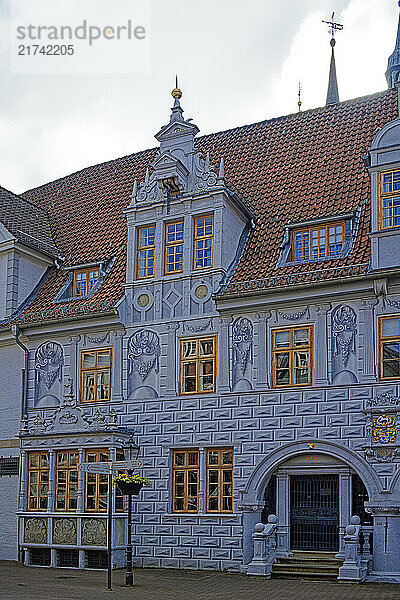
<box><xmin>1</xmin><ymin>13</ymin><xmax>400</xmax><ymax>582</ymax></box>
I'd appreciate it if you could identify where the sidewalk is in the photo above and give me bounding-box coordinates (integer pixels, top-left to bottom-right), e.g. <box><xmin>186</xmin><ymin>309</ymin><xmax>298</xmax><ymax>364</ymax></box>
<box><xmin>1</xmin><ymin>561</ymin><xmax>399</xmax><ymax>600</ymax></box>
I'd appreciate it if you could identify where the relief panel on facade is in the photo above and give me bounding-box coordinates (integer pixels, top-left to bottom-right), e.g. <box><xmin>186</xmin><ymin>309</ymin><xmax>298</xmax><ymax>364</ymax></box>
<box><xmin>34</xmin><ymin>341</ymin><xmax>64</xmax><ymax>407</ymax></box>
<box><xmin>81</xmin><ymin>519</ymin><xmax>107</xmax><ymax>546</ymax></box>
<box><xmin>24</xmin><ymin>518</ymin><xmax>47</xmax><ymax>544</ymax></box>
<box><xmin>331</xmin><ymin>305</ymin><xmax>357</xmax><ymax>384</ymax></box>
<box><xmin>127</xmin><ymin>329</ymin><xmax>161</xmax><ymax>399</ymax></box>
<box><xmin>232</xmin><ymin>317</ymin><xmax>253</xmax><ymax>391</ymax></box>
<box><xmin>53</xmin><ymin>518</ymin><xmax>77</xmax><ymax>545</ymax></box>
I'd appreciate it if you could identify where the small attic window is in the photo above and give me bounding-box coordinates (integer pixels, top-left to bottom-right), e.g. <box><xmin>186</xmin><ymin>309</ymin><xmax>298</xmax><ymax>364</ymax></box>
<box><xmin>276</xmin><ymin>212</ymin><xmax>360</xmax><ymax>268</ymax></box>
<box><xmin>380</xmin><ymin>169</ymin><xmax>400</xmax><ymax>230</ymax></box>
<box><xmin>292</xmin><ymin>221</ymin><xmax>345</xmax><ymax>262</ymax></box>
<box><xmin>53</xmin><ymin>258</ymin><xmax>115</xmax><ymax>304</ymax></box>
<box><xmin>73</xmin><ymin>267</ymin><xmax>100</xmax><ymax>297</ymax></box>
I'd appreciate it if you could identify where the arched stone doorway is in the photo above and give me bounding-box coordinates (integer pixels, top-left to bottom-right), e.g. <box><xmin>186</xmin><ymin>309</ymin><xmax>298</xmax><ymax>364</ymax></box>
<box><xmin>241</xmin><ymin>441</ymin><xmax>381</xmax><ymax>565</ymax></box>
<box><xmin>260</xmin><ymin>454</ymin><xmax>372</xmax><ymax>554</ymax></box>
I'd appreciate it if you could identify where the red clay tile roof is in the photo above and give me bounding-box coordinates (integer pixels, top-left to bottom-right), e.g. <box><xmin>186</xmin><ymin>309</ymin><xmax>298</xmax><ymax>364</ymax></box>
<box><xmin>6</xmin><ymin>87</ymin><xmax>398</xmax><ymax>325</ymax></box>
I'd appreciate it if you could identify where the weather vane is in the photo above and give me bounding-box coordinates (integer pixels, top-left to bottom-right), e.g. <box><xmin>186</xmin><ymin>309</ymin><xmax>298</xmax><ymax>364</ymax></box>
<box><xmin>322</xmin><ymin>11</ymin><xmax>343</xmax><ymax>40</ymax></box>
<box><xmin>298</xmin><ymin>82</ymin><xmax>302</xmax><ymax>112</ymax></box>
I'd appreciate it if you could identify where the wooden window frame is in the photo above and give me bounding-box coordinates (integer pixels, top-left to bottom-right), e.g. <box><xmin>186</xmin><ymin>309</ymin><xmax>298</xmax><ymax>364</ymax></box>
<box><xmin>164</xmin><ymin>220</ymin><xmax>184</xmax><ymax>275</ymax></box>
<box><xmin>206</xmin><ymin>448</ymin><xmax>233</xmax><ymax>514</ymax></box>
<box><xmin>84</xmin><ymin>449</ymin><xmax>124</xmax><ymax>513</ymax></box>
<box><xmin>179</xmin><ymin>336</ymin><xmax>217</xmax><ymax>395</ymax></box>
<box><xmin>379</xmin><ymin>169</ymin><xmax>400</xmax><ymax>230</ymax></box>
<box><xmin>292</xmin><ymin>221</ymin><xmax>345</xmax><ymax>263</ymax></box>
<box><xmin>80</xmin><ymin>347</ymin><xmax>112</xmax><ymax>403</ymax></box>
<box><xmin>193</xmin><ymin>214</ymin><xmax>214</xmax><ymax>270</ymax></box>
<box><xmin>55</xmin><ymin>450</ymin><xmax>79</xmax><ymax>512</ymax></box>
<box><xmin>73</xmin><ymin>267</ymin><xmax>100</xmax><ymax>297</ymax></box>
<box><xmin>172</xmin><ymin>449</ymin><xmax>200</xmax><ymax>513</ymax></box>
<box><xmin>136</xmin><ymin>224</ymin><xmax>156</xmax><ymax>279</ymax></box>
<box><xmin>271</xmin><ymin>325</ymin><xmax>313</xmax><ymax>388</ymax></box>
<box><xmin>27</xmin><ymin>452</ymin><xmax>49</xmax><ymax>511</ymax></box>
<box><xmin>378</xmin><ymin>315</ymin><xmax>400</xmax><ymax>380</ymax></box>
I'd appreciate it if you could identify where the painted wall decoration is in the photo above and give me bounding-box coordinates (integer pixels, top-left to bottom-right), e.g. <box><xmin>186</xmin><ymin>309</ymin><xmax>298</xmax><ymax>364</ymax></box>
<box><xmin>232</xmin><ymin>317</ymin><xmax>253</xmax><ymax>391</ymax></box>
<box><xmin>372</xmin><ymin>415</ymin><xmax>396</xmax><ymax>444</ymax></box>
<box><xmin>127</xmin><ymin>329</ymin><xmax>161</xmax><ymax>399</ymax></box>
<box><xmin>331</xmin><ymin>305</ymin><xmax>357</xmax><ymax>384</ymax></box>
<box><xmin>34</xmin><ymin>341</ymin><xmax>64</xmax><ymax>407</ymax></box>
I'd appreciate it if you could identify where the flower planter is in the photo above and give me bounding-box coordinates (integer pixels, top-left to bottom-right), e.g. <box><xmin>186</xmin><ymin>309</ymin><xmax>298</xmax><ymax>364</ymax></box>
<box><xmin>116</xmin><ymin>481</ymin><xmax>144</xmax><ymax>496</ymax></box>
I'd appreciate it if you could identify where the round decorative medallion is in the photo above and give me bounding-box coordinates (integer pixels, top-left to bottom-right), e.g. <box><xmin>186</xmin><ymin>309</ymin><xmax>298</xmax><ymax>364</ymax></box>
<box><xmin>195</xmin><ymin>285</ymin><xmax>208</xmax><ymax>300</ymax></box>
<box><xmin>137</xmin><ymin>293</ymin><xmax>150</xmax><ymax>308</ymax></box>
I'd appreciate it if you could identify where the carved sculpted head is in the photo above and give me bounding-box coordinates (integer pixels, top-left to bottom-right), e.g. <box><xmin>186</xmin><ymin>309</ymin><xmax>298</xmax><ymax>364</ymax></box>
<box><xmin>35</xmin><ymin>342</ymin><xmax>64</xmax><ymax>389</ymax></box>
<box><xmin>332</xmin><ymin>305</ymin><xmax>357</xmax><ymax>366</ymax></box>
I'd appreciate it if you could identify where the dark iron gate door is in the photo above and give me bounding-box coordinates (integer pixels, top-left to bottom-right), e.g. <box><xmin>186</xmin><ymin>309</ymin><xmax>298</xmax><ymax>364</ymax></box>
<box><xmin>290</xmin><ymin>475</ymin><xmax>339</xmax><ymax>551</ymax></box>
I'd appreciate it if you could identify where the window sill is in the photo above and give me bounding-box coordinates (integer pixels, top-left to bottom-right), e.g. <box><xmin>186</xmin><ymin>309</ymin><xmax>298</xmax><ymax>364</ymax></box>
<box><xmin>163</xmin><ymin>513</ymin><xmax>236</xmax><ymax>518</ymax></box>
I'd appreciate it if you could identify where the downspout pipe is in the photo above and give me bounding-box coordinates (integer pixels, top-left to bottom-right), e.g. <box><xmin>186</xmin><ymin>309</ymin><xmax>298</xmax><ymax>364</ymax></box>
<box><xmin>11</xmin><ymin>325</ymin><xmax>28</xmax><ymax>422</ymax></box>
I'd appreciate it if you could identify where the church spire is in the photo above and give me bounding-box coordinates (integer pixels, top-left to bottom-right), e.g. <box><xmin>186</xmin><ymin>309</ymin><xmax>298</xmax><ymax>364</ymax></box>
<box><xmin>386</xmin><ymin>2</ymin><xmax>400</xmax><ymax>88</ymax></box>
<box><xmin>322</xmin><ymin>12</ymin><xmax>343</xmax><ymax>106</ymax></box>
<box><xmin>326</xmin><ymin>38</ymin><xmax>339</xmax><ymax>105</ymax></box>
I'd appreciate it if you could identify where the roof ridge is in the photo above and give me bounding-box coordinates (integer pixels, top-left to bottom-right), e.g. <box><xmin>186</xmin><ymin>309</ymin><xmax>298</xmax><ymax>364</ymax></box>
<box><xmin>21</xmin><ymin>87</ymin><xmax>395</xmax><ymax>198</ymax></box>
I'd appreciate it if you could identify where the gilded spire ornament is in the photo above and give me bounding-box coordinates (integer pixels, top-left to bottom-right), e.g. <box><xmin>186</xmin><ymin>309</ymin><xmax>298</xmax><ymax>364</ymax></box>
<box><xmin>171</xmin><ymin>75</ymin><xmax>182</xmax><ymax>99</ymax></box>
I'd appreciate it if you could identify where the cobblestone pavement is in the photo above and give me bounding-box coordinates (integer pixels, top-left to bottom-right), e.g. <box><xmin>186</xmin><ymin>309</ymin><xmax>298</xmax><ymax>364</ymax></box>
<box><xmin>1</xmin><ymin>561</ymin><xmax>399</xmax><ymax>600</ymax></box>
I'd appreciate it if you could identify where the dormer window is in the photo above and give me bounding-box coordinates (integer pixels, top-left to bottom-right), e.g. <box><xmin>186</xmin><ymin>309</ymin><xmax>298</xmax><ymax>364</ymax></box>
<box><xmin>73</xmin><ymin>267</ymin><xmax>100</xmax><ymax>297</ymax></box>
<box><xmin>194</xmin><ymin>215</ymin><xmax>213</xmax><ymax>269</ymax></box>
<box><xmin>293</xmin><ymin>222</ymin><xmax>345</xmax><ymax>262</ymax></box>
<box><xmin>380</xmin><ymin>170</ymin><xmax>400</xmax><ymax>230</ymax></box>
<box><xmin>137</xmin><ymin>225</ymin><xmax>156</xmax><ymax>279</ymax></box>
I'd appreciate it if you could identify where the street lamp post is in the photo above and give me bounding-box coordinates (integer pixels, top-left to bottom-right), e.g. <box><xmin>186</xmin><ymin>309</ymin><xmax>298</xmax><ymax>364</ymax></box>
<box><xmin>123</xmin><ymin>435</ymin><xmax>140</xmax><ymax>587</ymax></box>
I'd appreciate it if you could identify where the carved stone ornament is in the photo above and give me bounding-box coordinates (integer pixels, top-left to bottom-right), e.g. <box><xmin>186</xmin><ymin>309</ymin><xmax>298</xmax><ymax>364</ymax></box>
<box><xmin>128</xmin><ymin>329</ymin><xmax>161</xmax><ymax>382</ymax></box>
<box><xmin>275</xmin><ymin>307</ymin><xmax>310</xmax><ymax>322</ymax></box>
<box><xmin>82</xmin><ymin>519</ymin><xmax>107</xmax><ymax>546</ymax></box>
<box><xmin>332</xmin><ymin>305</ymin><xmax>357</xmax><ymax>367</ymax></box>
<box><xmin>35</xmin><ymin>342</ymin><xmax>64</xmax><ymax>390</ymax></box>
<box><xmin>232</xmin><ymin>317</ymin><xmax>253</xmax><ymax>376</ymax></box>
<box><xmin>184</xmin><ymin>319</ymin><xmax>212</xmax><ymax>333</ymax></box>
<box><xmin>53</xmin><ymin>518</ymin><xmax>77</xmax><ymax>545</ymax></box>
<box><xmin>24</xmin><ymin>377</ymin><xmax>119</xmax><ymax>436</ymax></box>
<box><xmin>24</xmin><ymin>518</ymin><xmax>47</xmax><ymax>544</ymax></box>
<box><xmin>363</xmin><ymin>393</ymin><xmax>400</xmax><ymax>462</ymax></box>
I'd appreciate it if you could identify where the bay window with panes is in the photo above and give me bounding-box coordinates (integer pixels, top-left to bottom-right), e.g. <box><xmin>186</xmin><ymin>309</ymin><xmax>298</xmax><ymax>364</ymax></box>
<box><xmin>380</xmin><ymin>170</ymin><xmax>400</xmax><ymax>230</ymax></box>
<box><xmin>85</xmin><ymin>449</ymin><xmax>124</xmax><ymax>512</ymax></box>
<box><xmin>379</xmin><ymin>316</ymin><xmax>400</xmax><ymax>380</ymax></box>
<box><xmin>180</xmin><ymin>336</ymin><xmax>217</xmax><ymax>394</ymax></box>
<box><xmin>194</xmin><ymin>215</ymin><xmax>213</xmax><ymax>269</ymax></box>
<box><xmin>80</xmin><ymin>348</ymin><xmax>112</xmax><ymax>402</ymax></box>
<box><xmin>27</xmin><ymin>452</ymin><xmax>50</xmax><ymax>511</ymax></box>
<box><xmin>165</xmin><ymin>220</ymin><xmax>184</xmax><ymax>274</ymax></box>
<box><xmin>55</xmin><ymin>451</ymin><xmax>79</xmax><ymax>511</ymax></box>
<box><xmin>272</xmin><ymin>326</ymin><xmax>313</xmax><ymax>387</ymax></box>
<box><xmin>137</xmin><ymin>225</ymin><xmax>156</xmax><ymax>279</ymax></box>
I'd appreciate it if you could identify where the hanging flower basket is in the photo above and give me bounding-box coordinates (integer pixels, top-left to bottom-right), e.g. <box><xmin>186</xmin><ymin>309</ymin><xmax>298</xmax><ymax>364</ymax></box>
<box><xmin>113</xmin><ymin>473</ymin><xmax>151</xmax><ymax>496</ymax></box>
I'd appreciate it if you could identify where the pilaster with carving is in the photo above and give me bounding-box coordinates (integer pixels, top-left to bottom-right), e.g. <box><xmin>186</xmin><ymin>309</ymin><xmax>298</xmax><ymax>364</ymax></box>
<box><xmin>68</xmin><ymin>335</ymin><xmax>81</xmax><ymax>390</ymax></box>
<box><xmin>254</xmin><ymin>312</ymin><xmax>271</xmax><ymax>390</ymax></box>
<box><xmin>315</xmin><ymin>304</ymin><xmax>331</xmax><ymax>385</ymax></box>
<box><xmin>218</xmin><ymin>317</ymin><xmax>232</xmax><ymax>393</ymax></box>
<box><xmin>359</xmin><ymin>299</ymin><xmax>379</xmax><ymax>382</ymax></box>
<box><xmin>112</xmin><ymin>330</ymin><xmax>125</xmax><ymax>402</ymax></box>
<box><xmin>164</xmin><ymin>323</ymin><xmax>180</xmax><ymax>396</ymax></box>
<box><xmin>77</xmin><ymin>449</ymin><xmax>85</xmax><ymax>513</ymax></box>
<box><xmin>18</xmin><ymin>451</ymin><xmax>28</xmax><ymax>511</ymax></box>
<box><xmin>47</xmin><ymin>450</ymin><xmax>56</xmax><ymax>512</ymax></box>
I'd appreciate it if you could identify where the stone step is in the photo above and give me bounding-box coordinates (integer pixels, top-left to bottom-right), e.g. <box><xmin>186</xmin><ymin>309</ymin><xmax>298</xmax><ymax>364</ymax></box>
<box><xmin>272</xmin><ymin>552</ymin><xmax>342</xmax><ymax>581</ymax></box>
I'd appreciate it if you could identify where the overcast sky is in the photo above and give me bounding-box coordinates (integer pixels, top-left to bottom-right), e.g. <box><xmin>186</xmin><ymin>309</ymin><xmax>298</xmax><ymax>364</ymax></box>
<box><xmin>0</xmin><ymin>0</ymin><xmax>398</xmax><ymax>193</ymax></box>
